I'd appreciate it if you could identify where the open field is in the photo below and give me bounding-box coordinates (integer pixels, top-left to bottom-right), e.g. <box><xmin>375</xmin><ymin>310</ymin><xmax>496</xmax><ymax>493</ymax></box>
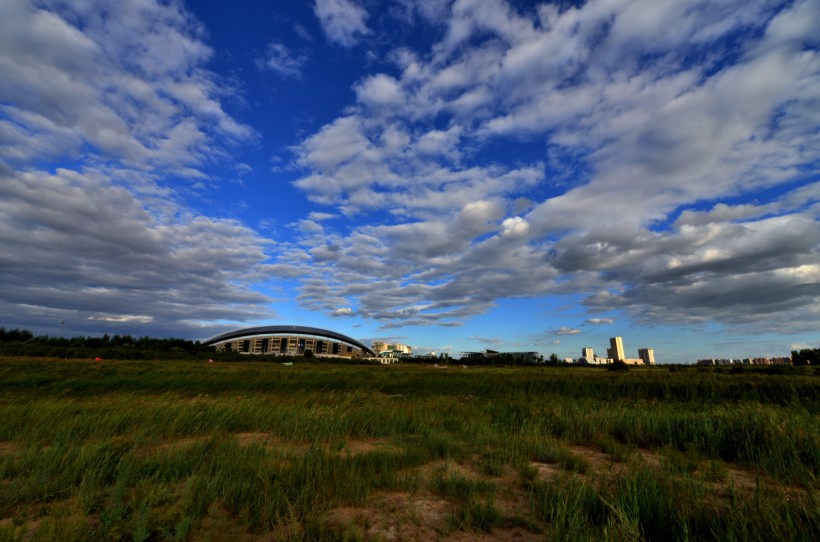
<box><xmin>0</xmin><ymin>358</ymin><xmax>818</xmax><ymax>541</ymax></box>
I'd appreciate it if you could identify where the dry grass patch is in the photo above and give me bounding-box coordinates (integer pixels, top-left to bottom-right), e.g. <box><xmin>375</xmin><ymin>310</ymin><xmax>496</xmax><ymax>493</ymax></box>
<box><xmin>133</xmin><ymin>436</ymin><xmax>208</xmax><ymax>458</ymax></box>
<box><xmin>232</xmin><ymin>434</ymin><xmax>399</xmax><ymax>457</ymax></box>
<box><xmin>333</xmin><ymin>438</ymin><xmax>400</xmax><ymax>456</ymax></box>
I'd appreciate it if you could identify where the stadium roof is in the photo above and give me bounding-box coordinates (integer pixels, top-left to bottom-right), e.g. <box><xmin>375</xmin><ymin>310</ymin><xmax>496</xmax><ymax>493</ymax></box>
<box><xmin>203</xmin><ymin>325</ymin><xmax>375</xmax><ymax>355</ymax></box>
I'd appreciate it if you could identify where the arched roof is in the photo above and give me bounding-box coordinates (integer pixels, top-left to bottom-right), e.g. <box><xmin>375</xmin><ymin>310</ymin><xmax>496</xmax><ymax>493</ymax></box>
<box><xmin>203</xmin><ymin>325</ymin><xmax>375</xmax><ymax>355</ymax></box>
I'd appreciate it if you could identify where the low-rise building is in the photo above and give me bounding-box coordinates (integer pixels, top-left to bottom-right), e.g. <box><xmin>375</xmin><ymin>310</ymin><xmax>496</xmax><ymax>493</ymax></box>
<box><xmin>206</xmin><ymin>325</ymin><xmax>374</xmax><ymax>357</ymax></box>
<box><xmin>372</xmin><ymin>341</ymin><xmax>413</xmax><ymax>357</ymax></box>
<box><xmin>461</xmin><ymin>350</ymin><xmax>541</xmax><ymax>363</ymax></box>
<box><xmin>697</xmin><ymin>356</ymin><xmax>793</xmax><ymax>366</ymax></box>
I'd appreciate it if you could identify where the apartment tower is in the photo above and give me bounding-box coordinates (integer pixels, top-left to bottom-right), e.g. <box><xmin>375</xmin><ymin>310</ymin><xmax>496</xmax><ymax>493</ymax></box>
<box><xmin>607</xmin><ymin>336</ymin><xmax>625</xmax><ymax>362</ymax></box>
<box><xmin>638</xmin><ymin>348</ymin><xmax>656</xmax><ymax>365</ymax></box>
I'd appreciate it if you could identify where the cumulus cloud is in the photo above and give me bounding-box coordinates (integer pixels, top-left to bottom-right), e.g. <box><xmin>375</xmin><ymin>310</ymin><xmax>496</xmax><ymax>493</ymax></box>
<box><xmin>283</xmin><ymin>0</ymin><xmax>820</xmax><ymax>333</ymax></box>
<box><xmin>0</xmin><ymin>0</ymin><xmax>254</xmax><ymax>173</ymax></box>
<box><xmin>308</xmin><ymin>211</ymin><xmax>337</xmax><ymax>221</ymax></box>
<box><xmin>0</xmin><ymin>0</ymin><xmax>271</xmax><ymax>338</ymax></box>
<box><xmin>314</xmin><ymin>0</ymin><xmax>369</xmax><ymax>47</ymax></box>
<box><xmin>332</xmin><ymin>307</ymin><xmax>355</xmax><ymax>317</ymax></box>
<box><xmin>0</xmin><ymin>166</ymin><xmax>272</xmax><ymax>337</ymax></box>
<box><xmin>555</xmin><ymin>327</ymin><xmax>582</xmax><ymax>336</ymax></box>
<box><xmin>501</xmin><ymin>216</ymin><xmax>529</xmax><ymax>237</ymax></box>
<box><xmin>356</xmin><ymin>74</ymin><xmax>406</xmax><ymax>109</ymax></box>
<box><xmin>293</xmin><ymin>113</ymin><xmax>544</xmax><ymax>215</ymax></box>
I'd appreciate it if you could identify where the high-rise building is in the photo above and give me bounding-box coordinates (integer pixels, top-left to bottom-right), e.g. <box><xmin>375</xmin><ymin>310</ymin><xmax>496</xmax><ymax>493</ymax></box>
<box><xmin>607</xmin><ymin>337</ymin><xmax>625</xmax><ymax>362</ymax></box>
<box><xmin>581</xmin><ymin>347</ymin><xmax>594</xmax><ymax>360</ymax></box>
<box><xmin>638</xmin><ymin>348</ymin><xmax>656</xmax><ymax>365</ymax></box>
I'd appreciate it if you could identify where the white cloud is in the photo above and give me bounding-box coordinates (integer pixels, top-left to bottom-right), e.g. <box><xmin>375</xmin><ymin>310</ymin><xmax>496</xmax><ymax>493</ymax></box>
<box><xmin>308</xmin><ymin>211</ymin><xmax>337</xmax><ymax>221</ymax></box>
<box><xmin>295</xmin><ymin>115</ymin><xmax>370</xmax><ymax>174</ymax></box>
<box><xmin>284</xmin><ymin>0</ymin><xmax>820</xmax><ymax>333</ymax></box>
<box><xmin>356</xmin><ymin>74</ymin><xmax>406</xmax><ymax>109</ymax></box>
<box><xmin>0</xmin><ymin>0</ymin><xmax>270</xmax><ymax>338</ymax></box>
<box><xmin>392</xmin><ymin>0</ymin><xmax>451</xmax><ymax>25</ymax></box>
<box><xmin>501</xmin><ymin>216</ymin><xmax>529</xmax><ymax>237</ymax></box>
<box><xmin>586</xmin><ymin>318</ymin><xmax>614</xmax><ymax>325</ymax></box>
<box><xmin>0</xmin><ymin>167</ymin><xmax>273</xmax><ymax>337</ymax></box>
<box><xmin>260</xmin><ymin>42</ymin><xmax>307</xmax><ymax>79</ymax></box>
<box><xmin>556</xmin><ymin>327</ymin><xmax>582</xmax><ymax>336</ymax></box>
<box><xmin>0</xmin><ymin>0</ymin><xmax>254</xmax><ymax>174</ymax></box>
<box><xmin>295</xmin><ymin>219</ymin><xmax>324</xmax><ymax>233</ymax></box>
<box><xmin>88</xmin><ymin>314</ymin><xmax>154</xmax><ymax>323</ymax></box>
<box><xmin>293</xmin><ymin>113</ymin><xmax>544</xmax><ymax>215</ymax></box>
<box><xmin>314</xmin><ymin>0</ymin><xmax>370</xmax><ymax>47</ymax></box>
<box><xmin>332</xmin><ymin>307</ymin><xmax>355</xmax><ymax>316</ymax></box>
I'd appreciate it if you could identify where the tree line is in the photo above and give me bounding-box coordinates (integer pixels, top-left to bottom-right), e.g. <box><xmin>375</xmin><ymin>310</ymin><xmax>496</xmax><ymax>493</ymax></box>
<box><xmin>0</xmin><ymin>327</ymin><xmax>228</xmax><ymax>360</ymax></box>
<box><xmin>792</xmin><ymin>348</ymin><xmax>819</xmax><ymax>366</ymax></box>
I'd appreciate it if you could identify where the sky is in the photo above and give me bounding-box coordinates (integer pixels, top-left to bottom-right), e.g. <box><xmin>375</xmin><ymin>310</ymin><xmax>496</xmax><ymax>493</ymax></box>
<box><xmin>0</xmin><ymin>0</ymin><xmax>818</xmax><ymax>363</ymax></box>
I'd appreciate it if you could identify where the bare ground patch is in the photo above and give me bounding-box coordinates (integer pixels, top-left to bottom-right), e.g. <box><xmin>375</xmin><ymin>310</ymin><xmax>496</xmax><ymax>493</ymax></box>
<box><xmin>327</xmin><ymin>492</ymin><xmax>451</xmax><ymax>541</ymax></box>
<box><xmin>0</xmin><ymin>441</ymin><xmax>22</xmax><ymax>457</ymax></box>
<box><xmin>131</xmin><ymin>433</ymin><xmax>401</xmax><ymax>463</ymax></box>
<box><xmin>326</xmin><ymin>490</ymin><xmax>543</xmax><ymax>542</ymax></box>
<box><xmin>527</xmin><ymin>461</ymin><xmax>561</xmax><ymax>480</ymax></box>
<box><xmin>334</xmin><ymin>438</ymin><xmax>401</xmax><ymax>456</ymax></box>
<box><xmin>234</xmin><ymin>433</ymin><xmax>398</xmax><ymax>457</ymax></box>
<box><xmin>566</xmin><ymin>443</ymin><xmax>808</xmax><ymax>500</ymax></box>
<box><xmin>323</xmin><ymin>455</ymin><xmax>546</xmax><ymax>541</ymax></box>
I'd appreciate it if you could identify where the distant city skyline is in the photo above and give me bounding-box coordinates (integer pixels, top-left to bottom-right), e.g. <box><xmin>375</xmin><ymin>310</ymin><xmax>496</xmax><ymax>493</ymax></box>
<box><xmin>1</xmin><ymin>0</ymin><xmax>818</xmax><ymax>364</ymax></box>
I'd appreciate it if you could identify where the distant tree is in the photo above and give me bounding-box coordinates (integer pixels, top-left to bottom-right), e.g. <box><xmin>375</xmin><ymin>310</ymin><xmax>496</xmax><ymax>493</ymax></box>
<box><xmin>608</xmin><ymin>361</ymin><xmax>630</xmax><ymax>372</ymax></box>
<box><xmin>0</xmin><ymin>328</ymin><xmax>33</xmax><ymax>343</ymax></box>
<box><xmin>547</xmin><ymin>353</ymin><xmax>560</xmax><ymax>365</ymax></box>
<box><xmin>792</xmin><ymin>348</ymin><xmax>819</xmax><ymax>366</ymax></box>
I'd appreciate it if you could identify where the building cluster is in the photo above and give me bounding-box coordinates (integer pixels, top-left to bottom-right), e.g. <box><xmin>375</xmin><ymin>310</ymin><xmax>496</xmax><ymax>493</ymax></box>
<box><xmin>371</xmin><ymin>341</ymin><xmax>413</xmax><ymax>360</ymax></box>
<box><xmin>209</xmin><ymin>329</ymin><xmax>419</xmax><ymax>364</ymax></box>
<box><xmin>696</xmin><ymin>357</ymin><xmax>792</xmax><ymax>366</ymax></box>
<box><xmin>461</xmin><ymin>350</ymin><xmax>540</xmax><ymax>363</ymax></box>
<box><xmin>207</xmin><ymin>326</ymin><xmax>668</xmax><ymax>368</ymax></box>
<box><xmin>573</xmin><ymin>337</ymin><xmax>655</xmax><ymax>365</ymax></box>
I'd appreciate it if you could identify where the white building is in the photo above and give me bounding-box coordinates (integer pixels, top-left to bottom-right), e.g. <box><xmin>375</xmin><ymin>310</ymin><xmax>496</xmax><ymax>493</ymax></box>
<box><xmin>638</xmin><ymin>348</ymin><xmax>656</xmax><ymax>365</ymax></box>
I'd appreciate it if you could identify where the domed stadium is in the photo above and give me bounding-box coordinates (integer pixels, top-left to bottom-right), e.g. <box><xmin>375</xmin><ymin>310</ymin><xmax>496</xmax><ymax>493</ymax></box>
<box><xmin>204</xmin><ymin>325</ymin><xmax>375</xmax><ymax>357</ymax></box>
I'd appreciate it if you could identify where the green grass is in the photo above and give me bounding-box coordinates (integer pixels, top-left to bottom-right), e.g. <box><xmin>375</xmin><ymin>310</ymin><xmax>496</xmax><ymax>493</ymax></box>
<box><xmin>0</xmin><ymin>357</ymin><xmax>817</xmax><ymax>540</ymax></box>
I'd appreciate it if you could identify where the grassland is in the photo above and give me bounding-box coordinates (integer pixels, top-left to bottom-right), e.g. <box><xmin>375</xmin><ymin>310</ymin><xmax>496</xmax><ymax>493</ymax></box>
<box><xmin>0</xmin><ymin>358</ymin><xmax>818</xmax><ymax>541</ymax></box>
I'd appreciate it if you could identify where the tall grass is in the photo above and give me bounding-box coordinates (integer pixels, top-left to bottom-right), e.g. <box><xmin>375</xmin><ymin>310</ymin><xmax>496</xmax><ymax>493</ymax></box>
<box><xmin>0</xmin><ymin>358</ymin><xmax>817</xmax><ymax>540</ymax></box>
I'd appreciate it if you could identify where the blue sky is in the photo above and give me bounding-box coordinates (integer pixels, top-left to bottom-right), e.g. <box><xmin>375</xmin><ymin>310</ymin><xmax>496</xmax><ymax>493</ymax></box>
<box><xmin>1</xmin><ymin>0</ymin><xmax>818</xmax><ymax>362</ymax></box>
